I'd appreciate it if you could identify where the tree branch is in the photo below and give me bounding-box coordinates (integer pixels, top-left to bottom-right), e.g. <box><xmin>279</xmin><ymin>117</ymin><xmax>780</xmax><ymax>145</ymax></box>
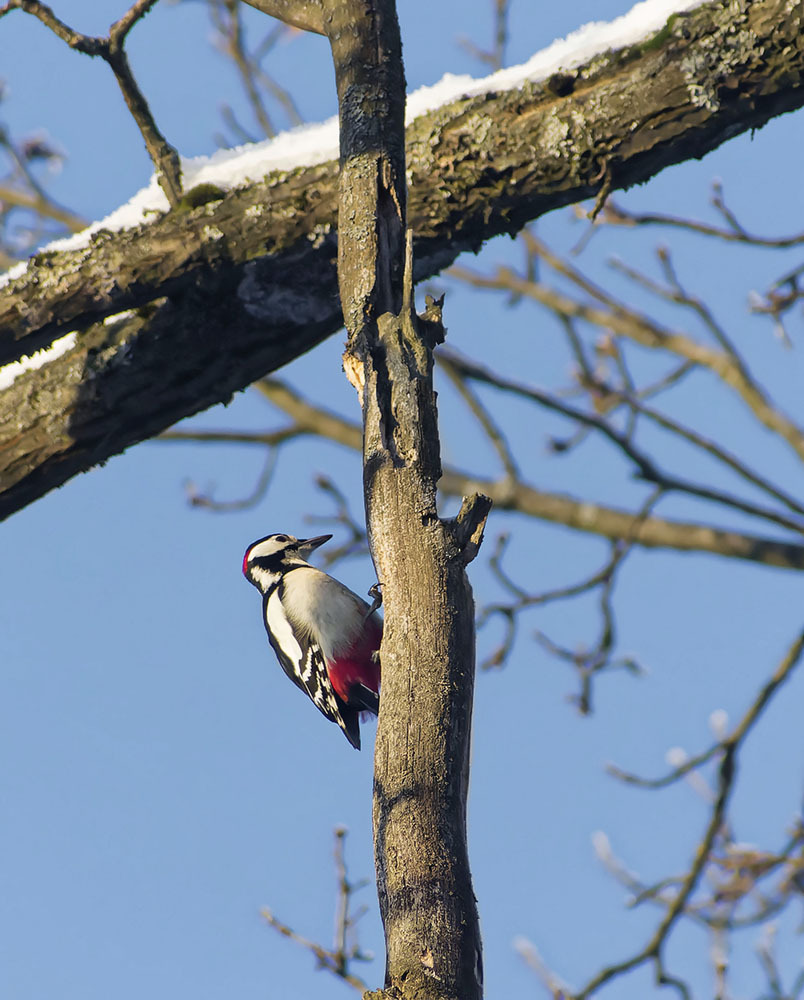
<box><xmin>600</xmin><ymin>191</ymin><xmax>804</xmax><ymax>248</ymax></box>
<box><xmin>438</xmin><ymin>348</ymin><xmax>804</xmax><ymax>536</ymax></box>
<box><xmin>0</xmin><ymin>0</ymin><xmax>181</xmax><ymax>207</ymax></box>
<box><xmin>0</xmin><ymin>182</ymin><xmax>86</xmax><ymax>233</ymax></box>
<box><xmin>574</xmin><ymin>626</ymin><xmax>804</xmax><ymax>999</ymax></box>
<box><xmin>260</xmin><ymin>828</ymin><xmax>371</xmax><ymax>992</ymax></box>
<box><xmin>158</xmin><ymin>378</ymin><xmax>804</xmax><ymax>571</ymax></box>
<box><xmin>322</xmin><ymin>0</ymin><xmax>484</xmax><ymax>995</ymax></box>
<box><xmin>2</xmin><ymin>0</ymin><xmax>804</xmax><ymax>518</ymax></box>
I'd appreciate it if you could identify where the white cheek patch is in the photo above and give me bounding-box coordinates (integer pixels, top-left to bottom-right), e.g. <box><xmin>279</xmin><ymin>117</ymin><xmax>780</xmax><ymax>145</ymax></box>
<box><xmin>251</xmin><ymin>566</ymin><xmax>279</xmax><ymax>591</ymax></box>
<box><xmin>249</xmin><ymin>535</ymin><xmax>297</xmax><ymax>561</ymax></box>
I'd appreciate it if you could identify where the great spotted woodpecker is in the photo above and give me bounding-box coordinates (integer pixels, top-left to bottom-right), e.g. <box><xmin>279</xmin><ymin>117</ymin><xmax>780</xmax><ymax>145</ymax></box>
<box><xmin>242</xmin><ymin>533</ymin><xmax>382</xmax><ymax>749</ymax></box>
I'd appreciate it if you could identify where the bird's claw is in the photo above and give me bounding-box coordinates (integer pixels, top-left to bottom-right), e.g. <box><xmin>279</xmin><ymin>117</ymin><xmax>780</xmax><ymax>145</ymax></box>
<box><xmin>365</xmin><ymin>582</ymin><xmax>383</xmax><ymax>618</ymax></box>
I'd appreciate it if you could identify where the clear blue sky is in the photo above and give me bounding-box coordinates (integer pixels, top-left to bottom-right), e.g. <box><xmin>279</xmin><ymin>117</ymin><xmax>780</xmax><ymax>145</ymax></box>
<box><xmin>2</xmin><ymin>2</ymin><xmax>803</xmax><ymax>998</ymax></box>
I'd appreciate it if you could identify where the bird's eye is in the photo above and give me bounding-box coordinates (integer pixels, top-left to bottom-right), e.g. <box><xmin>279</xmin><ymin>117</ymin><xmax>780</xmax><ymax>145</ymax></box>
<box><xmin>275</xmin><ymin>534</ymin><xmax>288</xmax><ymax>543</ymax></box>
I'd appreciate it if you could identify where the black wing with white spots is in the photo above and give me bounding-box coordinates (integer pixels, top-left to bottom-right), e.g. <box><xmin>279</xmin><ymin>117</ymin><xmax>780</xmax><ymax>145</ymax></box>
<box><xmin>261</xmin><ymin>590</ymin><xmax>362</xmax><ymax>748</ymax></box>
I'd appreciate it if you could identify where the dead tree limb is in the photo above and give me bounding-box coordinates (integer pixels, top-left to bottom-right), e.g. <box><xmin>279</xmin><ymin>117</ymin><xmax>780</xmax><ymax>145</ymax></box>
<box><xmin>320</xmin><ymin>0</ymin><xmax>487</xmax><ymax>996</ymax></box>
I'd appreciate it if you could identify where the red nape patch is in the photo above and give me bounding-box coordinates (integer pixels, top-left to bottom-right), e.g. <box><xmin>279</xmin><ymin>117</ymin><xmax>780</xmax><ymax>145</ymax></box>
<box><xmin>242</xmin><ymin>550</ymin><xmax>250</xmax><ymax>576</ymax></box>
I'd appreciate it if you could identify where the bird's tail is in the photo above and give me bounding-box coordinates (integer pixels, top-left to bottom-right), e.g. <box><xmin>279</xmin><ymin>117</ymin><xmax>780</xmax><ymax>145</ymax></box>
<box><xmin>349</xmin><ymin>682</ymin><xmax>379</xmax><ymax>716</ymax></box>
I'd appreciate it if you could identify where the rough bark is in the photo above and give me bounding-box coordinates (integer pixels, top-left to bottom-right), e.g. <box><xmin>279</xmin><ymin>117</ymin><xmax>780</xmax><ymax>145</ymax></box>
<box><xmin>2</xmin><ymin>0</ymin><xmax>804</xmax><ymax>517</ymax></box>
<box><xmin>321</xmin><ymin>0</ymin><xmax>487</xmax><ymax>996</ymax></box>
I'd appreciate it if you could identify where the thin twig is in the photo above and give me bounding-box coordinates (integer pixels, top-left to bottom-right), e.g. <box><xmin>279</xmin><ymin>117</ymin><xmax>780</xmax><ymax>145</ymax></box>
<box><xmin>156</xmin><ymin>378</ymin><xmax>804</xmax><ymax>571</ymax></box>
<box><xmin>450</xmin><ymin>256</ymin><xmax>804</xmax><ymax>468</ymax></box>
<box><xmin>610</xmin><ymin>247</ymin><xmax>750</xmax><ymax>375</ymax></box>
<box><xmin>439</xmin><ymin>352</ymin><xmax>519</xmax><ymax>483</ymax></box>
<box><xmin>261</xmin><ymin>828</ymin><xmax>371</xmax><ymax>992</ymax></box>
<box><xmin>438</xmin><ymin>347</ymin><xmax>804</xmax><ymax>536</ymax></box>
<box><xmin>305</xmin><ymin>476</ymin><xmax>369</xmax><ymax>567</ymax></box>
<box><xmin>599</xmin><ymin>195</ymin><xmax>804</xmax><ymax>248</ymax></box>
<box><xmin>1</xmin><ymin>0</ymin><xmax>182</xmax><ymax>206</ymax></box>
<box><xmin>575</xmin><ymin>628</ymin><xmax>804</xmax><ymax>998</ymax></box>
<box><xmin>622</xmin><ymin>397</ymin><xmax>804</xmax><ymax>518</ymax></box>
<box><xmin>183</xmin><ymin>448</ymin><xmax>278</xmax><ymax>512</ymax></box>
<box><xmin>261</xmin><ymin>908</ymin><xmax>367</xmax><ymax>992</ymax></box>
<box><xmin>211</xmin><ymin>0</ymin><xmax>276</xmax><ymax>138</ymax></box>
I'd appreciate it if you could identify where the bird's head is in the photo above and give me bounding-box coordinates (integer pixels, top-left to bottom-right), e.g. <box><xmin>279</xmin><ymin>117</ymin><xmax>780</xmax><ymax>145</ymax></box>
<box><xmin>242</xmin><ymin>533</ymin><xmax>332</xmax><ymax>591</ymax></box>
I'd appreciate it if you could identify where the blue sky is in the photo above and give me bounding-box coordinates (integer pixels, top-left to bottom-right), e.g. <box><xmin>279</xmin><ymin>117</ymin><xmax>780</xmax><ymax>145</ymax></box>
<box><xmin>2</xmin><ymin>1</ymin><xmax>803</xmax><ymax>998</ymax></box>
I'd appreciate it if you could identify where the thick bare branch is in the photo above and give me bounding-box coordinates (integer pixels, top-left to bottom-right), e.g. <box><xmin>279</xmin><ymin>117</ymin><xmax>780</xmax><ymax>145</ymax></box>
<box><xmin>322</xmin><ymin>0</ymin><xmax>484</xmax><ymax>995</ymax></box>
<box><xmin>2</xmin><ymin>0</ymin><xmax>804</xmax><ymax>518</ymax></box>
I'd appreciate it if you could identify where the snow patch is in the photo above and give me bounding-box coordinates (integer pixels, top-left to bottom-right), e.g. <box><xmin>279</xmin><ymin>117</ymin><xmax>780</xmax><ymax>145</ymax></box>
<box><xmin>0</xmin><ymin>0</ymin><xmax>706</xmax><ymax>290</ymax></box>
<box><xmin>0</xmin><ymin>331</ymin><xmax>77</xmax><ymax>390</ymax></box>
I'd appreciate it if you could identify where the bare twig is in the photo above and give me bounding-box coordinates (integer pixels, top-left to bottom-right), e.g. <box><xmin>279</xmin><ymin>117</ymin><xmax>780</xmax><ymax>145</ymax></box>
<box><xmin>453</xmin><ymin>233</ymin><xmax>804</xmax><ymax>467</ymax></box>
<box><xmin>158</xmin><ymin>427</ymin><xmax>301</xmax><ymax>447</ymax></box>
<box><xmin>610</xmin><ymin>246</ymin><xmax>749</xmax><ymax>372</ymax></box>
<box><xmin>261</xmin><ymin>909</ymin><xmax>368</xmax><ymax>992</ymax></box>
<box><xmin>439</xmin><ymin>347</ymin><xmax>804</xmax><ymax>536</ymax></box>
<box><xmin>183</xmin><ymin>448</ymin><xmax>278</xmax><ymax>512</ymax></box>
<box><xmin>157</xmin><ymin>379</ymin><xmax>804</xmax><ymax>572</ymax></box>
<box><xmin>212</xmin><ymin>0</ymin><xmax>275</xmax><ymax>137</ymax></box>
<box><xmin>0</xmin><ymin>179</ymin><xmax>85</xmax><ymax>233</ymax></box>
<box><xmin>261</xmin><ymin>828</ymin><xmax>371</xmax><ymax>992</ymax></box>
<box><xmin>599</xmin><ymin>198</ymin><xmax>804</xmax><ymax>248</ymax></box>
<box><xmin>0</xmin><ymin>125</ymin><xmax>85</xmax><ymax>260</ymax></box>
<box><xmin>209</xmin><ymin>0</ymin><xmax>303</xmax><ymax>142</ymax></box>
<box><xmin>1</xmin><ymin>0</ymin><xmax>182</xmax><ymax>206</ymax></box>
<box><xmin>439</xmin><ymin>352</ymin><xmax>519</xmax><ymax>484</ymax></box>
<box><xmin>479</xmin><ymin>489</ymin><xmax>658</xmax><ymax>709</ymax></box>
<box><xmin>573</xmin><ymin>627</ymin><xmax>804</xmax><ymax>999</ymax></box>
<box><xmin>515</xmin><ymin>936</ymin><xmax>572</xmax><ymax>998</ymax></box>
<box><xmin>304</xmin><ymin>475</ymin><xmax>369</xmax><ymax>566</ymax></box>
<box><xmin>458</xmin><ymin>0</ymin><xmax>510</xmax><ymax>71</ymax></box>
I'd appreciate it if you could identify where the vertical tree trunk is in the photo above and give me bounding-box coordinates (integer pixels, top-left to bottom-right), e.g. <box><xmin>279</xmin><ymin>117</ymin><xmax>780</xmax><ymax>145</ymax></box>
<box><xmin>322</xmin><ymin>1</ymin><xmax>489</xmax><ymax>997</ymax></box>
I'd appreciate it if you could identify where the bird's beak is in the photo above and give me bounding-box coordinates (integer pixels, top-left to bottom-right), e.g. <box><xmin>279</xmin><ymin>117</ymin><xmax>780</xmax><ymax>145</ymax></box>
<box><xmin>297</xmin><ymin>534</ymin><xmax>332</xmax><ymax>554</ymax></box>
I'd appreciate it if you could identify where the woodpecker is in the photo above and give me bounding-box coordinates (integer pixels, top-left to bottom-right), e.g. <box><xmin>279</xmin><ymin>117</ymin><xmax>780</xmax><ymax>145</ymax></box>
<box><xmin>242</xmin><ymin>532</ymin><xmax>382</xmax><ymax>749</ymax></box>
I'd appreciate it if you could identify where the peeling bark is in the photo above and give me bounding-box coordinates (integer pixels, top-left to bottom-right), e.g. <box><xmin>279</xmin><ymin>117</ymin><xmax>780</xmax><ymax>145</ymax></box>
<box><xmin>1</xmin><ymin>0</ymin><xmax>803</xmax><ymax>517</ymax></box>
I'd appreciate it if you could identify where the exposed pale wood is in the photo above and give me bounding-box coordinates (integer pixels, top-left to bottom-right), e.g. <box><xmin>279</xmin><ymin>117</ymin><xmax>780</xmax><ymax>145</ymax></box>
<box><xmin>241</xmin><ymin>0</ymin><xmax>325</xmax><ymax>35</ymax></box>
